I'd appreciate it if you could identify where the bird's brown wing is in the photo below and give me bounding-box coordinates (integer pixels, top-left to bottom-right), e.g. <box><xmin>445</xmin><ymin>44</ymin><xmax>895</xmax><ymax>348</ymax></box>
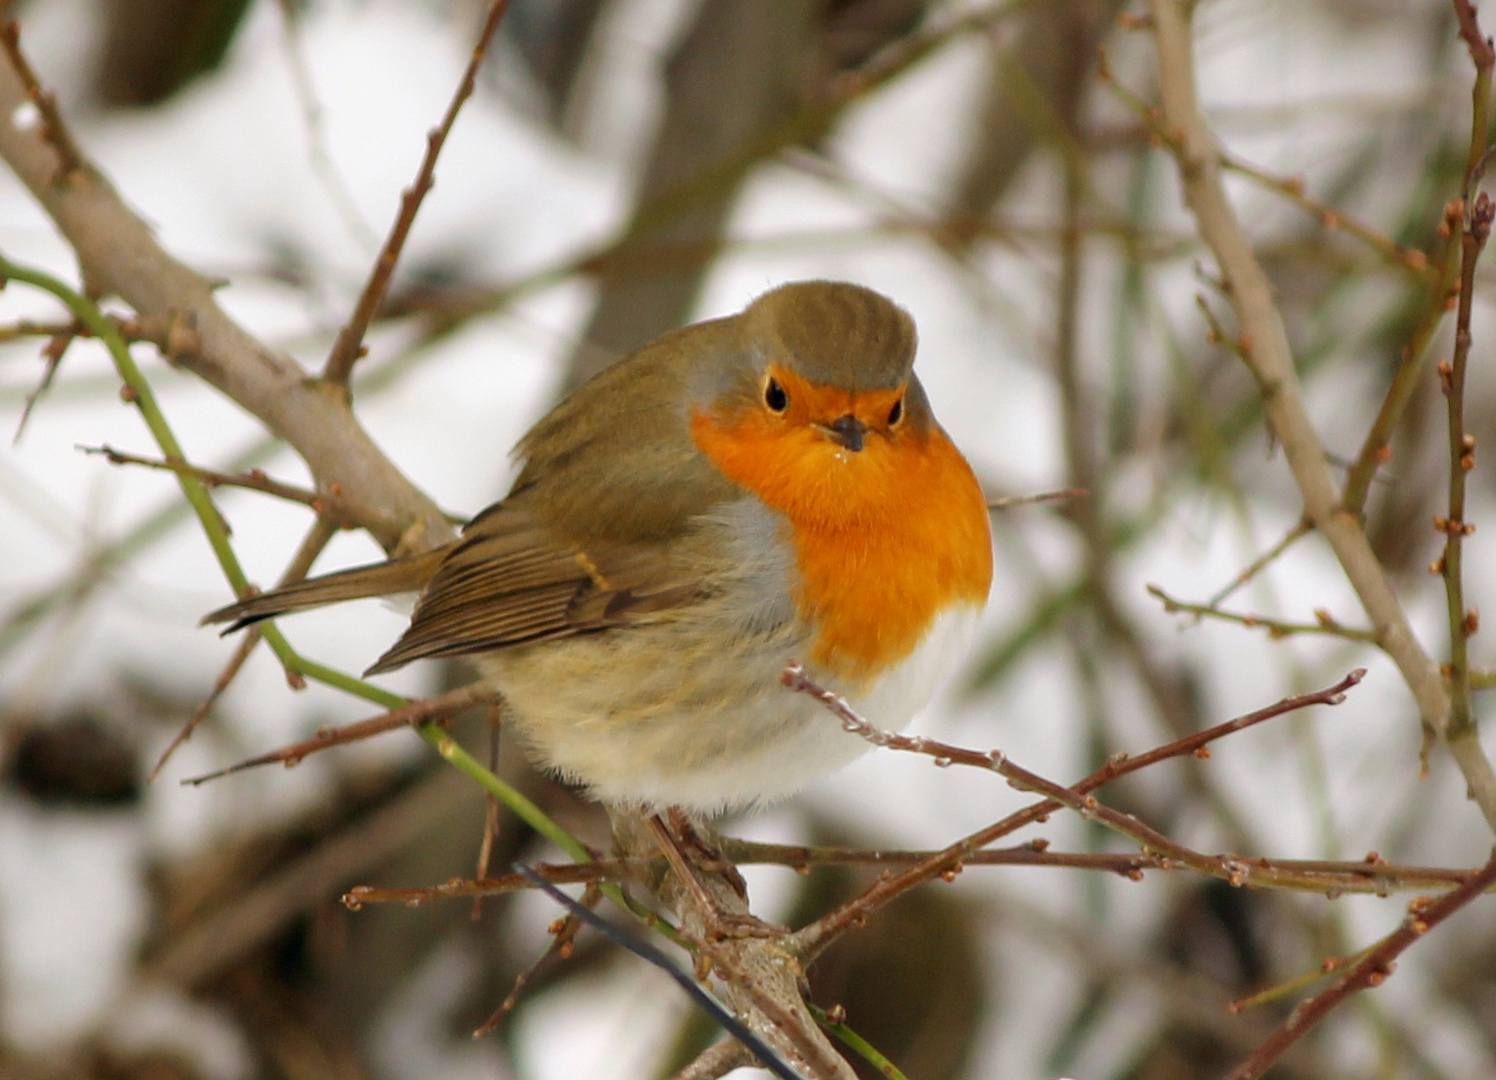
<box><xmin>363</xmin><ymin>502</ymin><xmax>701</xmax><ymax>675</ymax></box>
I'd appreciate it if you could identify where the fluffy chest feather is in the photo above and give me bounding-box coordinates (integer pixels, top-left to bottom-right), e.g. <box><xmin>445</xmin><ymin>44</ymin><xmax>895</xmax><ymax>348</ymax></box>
<box><xmin>690</xmin><ymin>407</ymin><xmax>993</xmax><ymax>682</ymax></box>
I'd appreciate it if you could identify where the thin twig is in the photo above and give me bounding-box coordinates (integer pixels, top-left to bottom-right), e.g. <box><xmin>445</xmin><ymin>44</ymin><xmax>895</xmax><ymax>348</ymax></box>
<box><xmin>181</xmin><ymin>683</ymin><xmax>491</xmax><ymax>784</ymax></box>
<box><xmin>1343</xmin><ymin>0</ymin><xmax>1495</xmax><ymax>513</ymax></box>
<box><xmin>151</xmin><ymin>516</ymin><xmax>339</xmax><ymax>781</ymax></box>
<box><xmin>784</xmin><ymin>665</ymin><xmax>1350</xmax><ymax>890</ymax></box>
<box><xmin>987</xmin><ymin>486</ymin><xmax>1088</xmax><ymax>510</ymax></box>
<box><xmin>785</xmin><ymin>664</ymin><xmax>1364</xmax><ymax>953</ymax></box>
<box><xmin>322</xmin><ymin>0</ymin><xmax>514</xmax><ymax>385</ymax></box>
<box><xmin>344</xmin><ymin>860</ymin><xmax>624</xmax><ymax>909</ymax></box>
<box><xmin>1148</xmin><ymin>583</ymin><xmax>1379</xmax><ymax>642</ymax></box>
<box><xmin>1206</xmin><ymin>518</ymin><xmax>1313</xmax><ymax>608</ymax></box>
<box><xmin>1224</xmin><ymin>849</ymin><xmax>1496</xmax><ymax>1080</ymax></box>
<box><xmin>1342</xmin><ymin>198</ymin><xmax>1464</xmax><ymax>514</ymax></box>
<box><xmin>471</xmin><ymin>698</ymin><xmax>504</xmax><ymax>920</ymax></box>
<box><xmin>473</xmin><ymin>883</ymin><xmax>600</xmax><ymax>1035</ymax></box>
<box><xmin>1146</xmin><ymin>0</ymin><xmax>1496</xmax><ymax>828</ymax></box>
<box><xmin>152</xmin><ymin>629</ymin><xmax>261</xmax><ymax>783</ymax></box>
<box><xmin>0</xmin><ymin>21</ymin><xmax>83</xmax><ymax>178</ymax></box>
<box><xmin>1221</xmin><ymin>154</ymin><xmax>1435</xmax><ymax>278</ymax></box>
<box><xmin>1226</xmin><ymin>942</ymin><xmax>1379</xmax><ymax>1015</ymax></box>
<box><xmin>0</xmin><ymin>317</ymin><xmax>80</xmax><ymax>341</ymax></box>
<box><xmin>1436</xmin><ymin>48</ymin><xmax>1493</xmax><ymax>776</ymax></box>
<box><xmin>343</xmin><ymin>843</ymin><xmax>1484</xmax><ymax>906</ymax></box>
<box><xmin>13</xmin><ymin>321</ymin><xmax>77</xmax><ymax>442</ymax></box>
<box><xmin>80</xmin><ymin>443</ymin><xmax>327</xmax><ymax>511</ymax></box>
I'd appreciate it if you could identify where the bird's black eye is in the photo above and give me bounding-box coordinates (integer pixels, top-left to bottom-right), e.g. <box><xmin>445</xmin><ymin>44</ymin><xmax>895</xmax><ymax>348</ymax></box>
<box><xmin>764</xmin><ymin>377</ymin><xmax>788</xmax><ymax>413</ymax></box>
<box><xmin>888</xmin><ymin>396</ymin><xmax>904</xmax><ymax>426</ymax></box>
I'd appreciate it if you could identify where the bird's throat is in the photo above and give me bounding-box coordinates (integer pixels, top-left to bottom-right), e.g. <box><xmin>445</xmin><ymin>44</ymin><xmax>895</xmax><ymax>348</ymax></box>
<box><xmin>690</xmin><ymin>407</ymin><xmax>993</xmax><ymax>680</ymax></box>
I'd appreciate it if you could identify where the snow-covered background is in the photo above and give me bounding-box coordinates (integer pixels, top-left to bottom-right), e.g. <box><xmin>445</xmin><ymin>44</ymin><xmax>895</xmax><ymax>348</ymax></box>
<box><xmin>2</xmin><ymin>0</ymin><xmax>1494</xmax><ymax>1077</ymax></box>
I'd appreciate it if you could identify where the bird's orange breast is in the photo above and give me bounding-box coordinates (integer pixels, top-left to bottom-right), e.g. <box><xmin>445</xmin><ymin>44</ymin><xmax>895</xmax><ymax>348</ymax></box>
<box><xmin>690</xmin><ymin>405</ymin><xmax>992</xmax><ymax>682</ymax></box>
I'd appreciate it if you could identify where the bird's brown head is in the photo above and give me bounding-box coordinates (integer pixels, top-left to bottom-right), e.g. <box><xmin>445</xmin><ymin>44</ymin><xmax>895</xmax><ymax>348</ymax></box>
<box><xmin>690</xmin><ymin>278</ymin><xmax>928</xmax><ymax>446</ymax></box>
<box><xmin>689</xmin><ymin>281</ymin><xmax>956</xmax><ymax>526</ymax></box>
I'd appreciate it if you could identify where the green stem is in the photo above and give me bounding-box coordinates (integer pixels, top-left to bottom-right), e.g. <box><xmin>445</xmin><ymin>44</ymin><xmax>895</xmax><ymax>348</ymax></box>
<box><xmin>0</xmin><ymin>252</ymin><xmax>617</xmax><ymax>917</ymax></box>
<box><xmin>810</xmin><ymin>1004</ymin><xmax>911</xmax><ymax>1080</ymax></box>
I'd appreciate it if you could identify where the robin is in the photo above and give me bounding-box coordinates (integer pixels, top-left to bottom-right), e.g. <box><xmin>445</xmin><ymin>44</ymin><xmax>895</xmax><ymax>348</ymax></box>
<box><xmin>207</xmin><ymin>281</ymin><xmax>993</xmax><ymax>814</ymax></box>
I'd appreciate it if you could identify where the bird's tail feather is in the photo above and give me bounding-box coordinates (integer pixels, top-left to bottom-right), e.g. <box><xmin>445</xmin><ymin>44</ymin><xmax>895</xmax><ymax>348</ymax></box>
<box><xmin>202</xmin><ymin>548</ymin><xmax>447</xmax><ymax>632</ymax></box>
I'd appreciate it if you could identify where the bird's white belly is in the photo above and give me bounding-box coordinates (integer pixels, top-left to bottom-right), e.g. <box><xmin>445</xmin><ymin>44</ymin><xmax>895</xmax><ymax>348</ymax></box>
<box><xmin>493</xmin><ymin>602</ymin><xmax>984</xmax><ymax>814</ymax></box>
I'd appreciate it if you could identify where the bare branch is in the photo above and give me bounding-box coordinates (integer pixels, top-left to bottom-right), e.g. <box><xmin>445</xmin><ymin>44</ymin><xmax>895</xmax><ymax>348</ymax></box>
<box><xmin>0</xmin><ymin>31</ymin><xmax>453</xmax><ymax>553</ymax></box>
<box><xmin>322</xmin><ymin>0</ymin><xmax>514</xmax><ymax>385</ymax></box>
<box><xmin>1145</xmin><ymin>0</ymin><xmax>1496</xmax><ymax>828</ymax></box>
<box><xmin>1148</xmin><ymin>583</ymin><xmax>1378</xmax><ymax>642</ymax></box>
<box><xmin>181</xmin><ymin>684</ymin><xmax>492</xmax><ymax>784</ymax></box>
<box><xmin>785</xmin><ymin>664</ymin><xmax>1364</xmax><ymax>953</ymax></box>
<box><xmin>81</xmin><ymin>443</ymin><xmax>327</xmax><ymax>511</ymax></box>
<box><xmin>1224</xmin><ymin>849</ymin><xmax>1496</xmax><ymax>1080</ymax></box>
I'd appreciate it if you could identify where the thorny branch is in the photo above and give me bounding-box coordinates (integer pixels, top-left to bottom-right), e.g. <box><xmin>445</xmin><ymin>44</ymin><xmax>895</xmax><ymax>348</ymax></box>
<box><xmin>344</xmin><ymin>848</ymin><xmax>1485</xmax><ymax>910</ymax></box>
<box><xmin>1145</xmin><ymin>0</ymin><xmax>1496</xmax><ymax>829</ymax></box>
<box><xmin>1436</xmin><ymin>152</ymin><xmax>1494</xmax><ymax>765</ymax></box>
<box><xmin>783</xmin><ymin>664</ymin><xmax>1365</xmax><ymax>955</ymax></box>
<box><xmin>0</xmin><ymin>22</ymin><xmax>454</xmax><ymax>553</ymax></box>
<box><xmin>321</xmin><ymin>0</ymin><xmax>514</xmax><ymax>385</ymax></box>
<box><xmin>1223</xmin><ymin>849</ymin><xmax>1496</xmax><ymax>1080</ymax></box>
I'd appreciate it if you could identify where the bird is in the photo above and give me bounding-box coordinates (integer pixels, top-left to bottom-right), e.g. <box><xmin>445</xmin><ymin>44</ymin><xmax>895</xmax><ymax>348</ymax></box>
<box><xmin>206</xmin><ymin>280</ymin><xmax>993</xmax><ymax>815</ymax></box>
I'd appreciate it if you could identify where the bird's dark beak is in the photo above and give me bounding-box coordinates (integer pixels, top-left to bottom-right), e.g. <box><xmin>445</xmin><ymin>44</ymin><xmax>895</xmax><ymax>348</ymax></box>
<box><xmin>826</xmin><ymin>414</ymin><xmax>866</xmax><ymax>452</ymax></box>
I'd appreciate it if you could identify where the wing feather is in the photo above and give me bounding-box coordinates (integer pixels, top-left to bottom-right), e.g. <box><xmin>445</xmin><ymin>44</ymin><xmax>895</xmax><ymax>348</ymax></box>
<box><xmin>363</xmin><ymin>504</ymin><xmax>704</xmax><ymax>675</ymax></box>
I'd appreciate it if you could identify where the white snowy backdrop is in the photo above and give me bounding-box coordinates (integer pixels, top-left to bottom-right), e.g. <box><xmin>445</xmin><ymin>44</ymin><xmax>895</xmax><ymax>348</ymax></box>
<box><xmin>1</xmin><ymin>1</ymin><xmax>1494</xmax><ymax>1078</ymax></box>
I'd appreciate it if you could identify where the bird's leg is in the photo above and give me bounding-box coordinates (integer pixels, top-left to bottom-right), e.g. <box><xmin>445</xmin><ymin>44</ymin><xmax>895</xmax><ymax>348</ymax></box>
<box><xmin>647</xmin><ymin>813</ymin><xmax>783</xmax><ymax>945</ymax></box>
<box><xmin>664</xmin><ymin>807</ymin><xmax>747</xmax><ymax>897</ymax></box>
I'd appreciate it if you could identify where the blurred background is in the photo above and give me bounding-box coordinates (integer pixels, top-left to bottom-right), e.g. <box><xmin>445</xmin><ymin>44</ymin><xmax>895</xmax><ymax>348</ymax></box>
<box><xmin>1</xmin><ymin>0</ymin><xmax>1495</xmax><ymax>1077</ymax></box>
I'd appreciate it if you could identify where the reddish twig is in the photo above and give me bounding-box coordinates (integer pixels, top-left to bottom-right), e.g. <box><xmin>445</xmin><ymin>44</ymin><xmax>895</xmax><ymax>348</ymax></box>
<box><xmin>1342</xmin><ymin>198</ymin><xmax>1464</xmax><ymax>514</ymax></box>
<box><xmin>473</xmin><ymin>882</ymin><xmax>601</xmax><ymax>1036</ymax></box>
<box><xmin>182</xmin><ymin>683</ymin><xmax>491</xmax><ymax>785</ymax></box>
<box><xmin>152</xmin><ymin>517</ymin><xmax>340</xmax><ymax>781</ymax></box>
<box><xmin>80</xmin><ymin>443</ymin><xmax>329</xmax><ymax>511</ymax></box>
<box><xmin>151</xmin><ymin>628</ymin><xmax>262</xmax><ymax>783</ymax></box>
<box><xmin>322</xmin><ymin>0</ymin><xmax>514</xmax><ymax>385</ymax></box>
<box><xmin>1223</xmin><ymin>848</ymin><xmax>1496</xmax><ymax>1080</ymax></box>
<box><xmin>346</xmin><ymin>843</ymin><xmax>1483</xmax><ymax>908</ymax></box>
<box><xmin>0</xmin><ymin>317</ymin><xmax>81</xmax><ymax>341</ymax></box>
<box><xmin>1456</xmin><ymin>0</ymin><xmax>1496</xmax><ymax>78</ymax></box>
<box><xmin>343</xmin><ymin>860</ymin><xmax>623</xmax><ymax>908</ymax></box>
<box><xmin>1435</xmin><ymin>183</ymin><xmax>1493</xmax><ymax>770</ymax></box>
<box><xmin>471</xmin><ymin>698</ymin><xmax>504</xmax><ymax>921</ymax></box>
<box><xmin>785</xmin><ymin>664</ymin><xmax>1364</xmax><ymax>953</ymax></box>
<box><xmin>13</xmin><ymin>322</ymin><xmax>77</xmax><ymax>441</ymax></box>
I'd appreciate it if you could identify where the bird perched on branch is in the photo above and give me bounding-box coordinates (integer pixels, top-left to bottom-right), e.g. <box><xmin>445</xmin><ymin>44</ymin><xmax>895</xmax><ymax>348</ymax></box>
<box><xmin>207</xmin><ymin>281</ymin><xmax>993</xmax><ymax>814</ymax></box>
